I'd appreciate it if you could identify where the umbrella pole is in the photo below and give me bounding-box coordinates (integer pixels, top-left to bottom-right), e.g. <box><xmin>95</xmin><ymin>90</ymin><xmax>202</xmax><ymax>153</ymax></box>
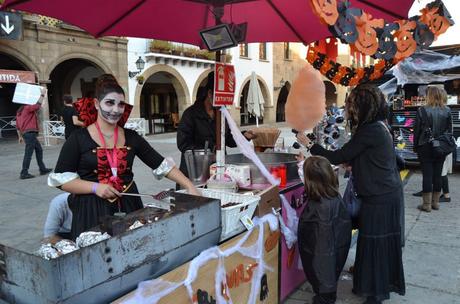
<box><xmin>256</xmin><ymin>116</ymin><xmax>259</xmax><ymax>127</ymax></box>
<box><xmin>215</xmin><ymin>50</ymin><xmax>225</xmax><ymax>180</ymax></box>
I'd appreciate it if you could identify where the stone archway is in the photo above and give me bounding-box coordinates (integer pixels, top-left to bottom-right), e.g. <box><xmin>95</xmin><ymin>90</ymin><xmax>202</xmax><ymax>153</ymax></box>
<box><xmin>237</xmin><ymin>74</ymin><xmax>271</xmax><ymax>126</ymax></box>
<box><xmin>192</xmin><ymin>69</ymin><xmax>213</xmax><ymax>103</ymax></box>
<box><xmin>134</xmin><ymin>64</ymin><xmax>190</xmax><ymax>118</ymax></box>
<box><xmin>0</xmin><ymin>45</ymin><xmax>40</xmax><ymax>73</ymax></box>
<box><xmin>45</xmin><ymin>52</ymin><xmax>112</xmax><ymax>79</ymax></box>
<box><xmin>48</xmin><ymin>58</ymin><xmax>105</xmax><ymax>116</ymax></box>
<box><xmin>135</xmin><ymin>65</ymin><xmax>189</xmax><ymax>134</ymax></box>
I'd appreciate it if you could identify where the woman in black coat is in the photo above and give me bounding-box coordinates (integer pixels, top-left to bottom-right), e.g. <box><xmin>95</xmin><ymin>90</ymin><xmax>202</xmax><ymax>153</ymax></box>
<box><xmin>177</xmin><ymin>73</ymin><xmax>255</xmax><ymax>181</ymax></box>
<box><xmin>297</xmin><ymin>85</ymin><xmax>405</xmax><ymax>304</ymax></box>
<box><xmin>413</xmin><ymin>86</ymin><xmax>452</xmax><ymax>212</ymax></box>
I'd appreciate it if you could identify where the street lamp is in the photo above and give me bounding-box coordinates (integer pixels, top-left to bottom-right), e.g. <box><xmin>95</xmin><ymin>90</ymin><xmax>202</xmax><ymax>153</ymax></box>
<box><xmin>128</xmin><ymin>56</ymin><xmax>145</xmax><ymax>78</ymax></box>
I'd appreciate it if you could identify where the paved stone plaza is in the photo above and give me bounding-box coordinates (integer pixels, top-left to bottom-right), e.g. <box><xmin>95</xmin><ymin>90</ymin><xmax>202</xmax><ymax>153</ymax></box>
<box><xmin>1</xmin><ymin>128</ymin><xmax>459</xmax><ymax>303</ymax></box>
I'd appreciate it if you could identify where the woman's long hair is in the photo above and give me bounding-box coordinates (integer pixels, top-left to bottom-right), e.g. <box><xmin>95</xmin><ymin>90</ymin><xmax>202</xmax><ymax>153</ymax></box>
<box><xmin>303</xmin><ymin>156</ymin><xmax>339</xmax><ymax>202</ymax></box>
<box><xmin>426</xmin><ymin>86</ymin><xmax>447</xmax><ymax>107</ymax></box>
<box><xmin>345</xmin><ymin>84</ymin><xmax>387</xmax><ymax>133</ymax></box>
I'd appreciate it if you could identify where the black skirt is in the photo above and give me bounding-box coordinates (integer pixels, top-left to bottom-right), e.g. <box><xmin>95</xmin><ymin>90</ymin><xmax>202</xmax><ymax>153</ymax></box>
<box><xmin>353</xmin><ymin>189</ymin><xmax>405</xmax><ymax>301</ymax></box>
<box><xmin>68</xmin><ymin>182</ymin><xmax>143</xmax><ymax>240</ymax></box>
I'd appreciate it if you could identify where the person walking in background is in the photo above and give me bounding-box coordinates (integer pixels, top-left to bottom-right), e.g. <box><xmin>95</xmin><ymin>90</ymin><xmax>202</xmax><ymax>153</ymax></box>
<box><xmin>298</xmin><ymin>156</ymin><xmax>351</xmax><ymax>304</ymax></box>
<box><xmin>297</xmin><ymin>85</ymin><xmax>405</xmax><ymax>304</ymax></box>
<box><xmin>413</xmin><ymin>86</ymin><xmax>452</xmax><ymax>212</ymax></box>
<box><xmin>60</xmin><ymin>94</ymin><xmax>84</xmax><ymax>139</ymax></box>
<box><xmin>16</xmin><ymin>90</ymin><xmax>52</xmax><ymax>179</ymax></box>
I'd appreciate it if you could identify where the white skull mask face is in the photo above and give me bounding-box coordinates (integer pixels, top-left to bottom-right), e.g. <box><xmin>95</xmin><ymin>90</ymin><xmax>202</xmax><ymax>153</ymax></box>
<box><xmin>97</xmin><ymin>92</ymin><xmax>125</xmax><ymax>124</ymax></box>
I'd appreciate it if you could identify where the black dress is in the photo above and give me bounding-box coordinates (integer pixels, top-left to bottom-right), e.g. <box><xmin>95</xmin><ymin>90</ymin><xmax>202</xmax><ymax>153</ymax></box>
<box><xmin>310</xmin><ymin>121</ymin><xmax>405</xmax><ymax>301</ymax></box>
<box><xmin>54</xmin><ymin>128</ymin><xmax>164</xmax><ymax>240</ymax></box>
<box><xmin>298</xmin><ymin>196</ymin><xmax>351</xmax><ymax>301</ymax></box>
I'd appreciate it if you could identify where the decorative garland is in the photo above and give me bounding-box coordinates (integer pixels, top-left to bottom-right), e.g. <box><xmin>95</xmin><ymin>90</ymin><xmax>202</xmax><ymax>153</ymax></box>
<box><xmin>308</xmin><ymin>0</ymin><xmax>454</xmax><ymax>86</ymax></box>
<box><xmin>307</xmin><ymin>46</ymin><xmax>394</xmax><ymax>86</ymax></box>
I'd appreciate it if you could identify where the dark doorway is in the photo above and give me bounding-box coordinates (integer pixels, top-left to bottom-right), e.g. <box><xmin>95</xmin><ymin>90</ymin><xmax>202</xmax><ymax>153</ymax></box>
<box><xmin>276</xmin><ymin>82</ymin><xmax>290</xmax><ymax>122</ymax></box>
<box><xmin>48</xmin><ymin>59</ymin><xmax>103</xmax><ymax>117</ymax></box>
<box><xmin>324</xmin><ymin>81</ymin><xmax>337</xmax><ymax>108</ymax></box>
<box><xmin>140</xmin><ymin>72</ymin><xmax>179</xmax><ymax>134</ymax></box>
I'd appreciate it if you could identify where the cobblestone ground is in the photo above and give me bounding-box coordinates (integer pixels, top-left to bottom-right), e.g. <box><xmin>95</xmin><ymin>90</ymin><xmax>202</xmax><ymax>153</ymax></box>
<box><xmin>1</xmin><ymin>127</ymin><xmax>460</xmax><ymax>303</ymax></box>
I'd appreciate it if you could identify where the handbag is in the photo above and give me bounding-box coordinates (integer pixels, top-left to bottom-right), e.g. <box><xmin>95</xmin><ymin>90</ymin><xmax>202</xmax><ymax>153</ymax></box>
<box><xmin>343</xmin><ymin>174</ymin><xmax>361</xmax><ymax>220</ymax></box>
<box><xmin>420</xmin><ymin>107</ymin><xmax>456</xmax><ymax>158</ymax></box>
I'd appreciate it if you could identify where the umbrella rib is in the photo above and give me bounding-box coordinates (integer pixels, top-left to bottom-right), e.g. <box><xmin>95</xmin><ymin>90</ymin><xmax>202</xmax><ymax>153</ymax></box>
<box><xmin>96</xmin><ymin>0</ymin><xmax>148</xmax><ymax>38</ymax></box>
<box><xmin>356</xmin><ymin>0</ymin><xmax>405</xmax><ymax>19</ymax></box>
<box><xmin>265</xmin><ymin>0</ymin><xmax>306</xmax><ymax>44</ymax></box>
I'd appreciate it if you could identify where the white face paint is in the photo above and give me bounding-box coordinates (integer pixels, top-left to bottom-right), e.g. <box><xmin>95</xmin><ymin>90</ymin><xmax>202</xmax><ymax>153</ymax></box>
<box><xmin>97</xmin><ymin>92</ymin><xmax>126</xmax><ymax>124</ymax></box>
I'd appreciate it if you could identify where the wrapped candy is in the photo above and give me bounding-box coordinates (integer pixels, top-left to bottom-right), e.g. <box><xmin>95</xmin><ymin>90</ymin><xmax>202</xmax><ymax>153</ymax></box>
<box><xmin>76</xmin><ymin>231</ymin><xmax>111</xmax><ymax>248</ymax></box>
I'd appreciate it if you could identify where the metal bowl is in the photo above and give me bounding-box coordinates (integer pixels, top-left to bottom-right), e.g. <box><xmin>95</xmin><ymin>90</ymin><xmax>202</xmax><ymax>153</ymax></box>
<box><xmin>225</xmin><ymin>152</ymin><xmax>300</xmax><ymax>184</ymax></box>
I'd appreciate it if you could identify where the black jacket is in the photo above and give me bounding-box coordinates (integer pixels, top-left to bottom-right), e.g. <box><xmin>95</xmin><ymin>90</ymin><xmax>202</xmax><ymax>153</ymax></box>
<box><xmin>297</xmin><ymin>195</ymin><xmax>351</xmax><ymax>294</ymax></box>
<box><xmin>311</xmin><ymin>121</ymin><xmax>401</xmax><ymax>197</ymax></box>
<box><xmin>413</xmin><ymin>106</ymin><xmax>452</xmax><ymax>148</ymax></box>
<box><xmin>176</xmin><ymin>102</ymin><xmax>237</xmax><ymax>176</ymax></box>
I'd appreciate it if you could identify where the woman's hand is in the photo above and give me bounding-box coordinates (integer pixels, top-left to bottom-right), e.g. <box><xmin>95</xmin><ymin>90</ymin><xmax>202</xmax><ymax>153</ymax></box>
<box><xmin>296</xmin><ymin>132</ymin><xmax>311</xmax><ymax>147</ymax></box>
<box><xmin>295</xmin><ymin>152</ymin><xmax>305</xmax><ymax>161</ymax></box>
<box><xmin>243</xmin><ymin>130</ymin><xmax>257</xmax><ymax>140</ymax></box>
<box><xmin>95</xmin><ymin>183</ymin><xmax>120</xmax><ymax>200</ymax></box>
<box><xmin>187</xmin><ymin>186</ymin><xmax>201</xmax><ymax>196</ymax></box>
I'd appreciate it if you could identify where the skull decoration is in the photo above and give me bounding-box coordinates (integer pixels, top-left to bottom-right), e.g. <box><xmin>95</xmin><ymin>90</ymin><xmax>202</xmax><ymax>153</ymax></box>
<box><xmin>330</xmin><ymin>1</ymin><xmax>362</xmax><ymax>44</ymax></box>
<box><xmin>374</xmin><ymin>23</ymin><xmax>399</xmax><ymax>60</ymax></box>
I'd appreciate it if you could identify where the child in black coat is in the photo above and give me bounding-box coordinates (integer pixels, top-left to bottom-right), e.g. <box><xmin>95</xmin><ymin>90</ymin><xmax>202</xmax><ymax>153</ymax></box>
<box><xmin>298</xmin><ymin>156</ymin><xmax>352</xmax><ymax>304</ymax></box>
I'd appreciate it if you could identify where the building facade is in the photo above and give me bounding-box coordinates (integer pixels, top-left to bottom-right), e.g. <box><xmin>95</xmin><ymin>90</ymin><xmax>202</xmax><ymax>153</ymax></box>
<box><xmin>0</xmin><ymin>14</ymin><xmax>128</xmax><ymax>137</ymax></box>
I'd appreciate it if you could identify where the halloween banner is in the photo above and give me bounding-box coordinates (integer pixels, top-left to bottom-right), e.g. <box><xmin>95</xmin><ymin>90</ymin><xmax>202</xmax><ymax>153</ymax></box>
<box><xmin>308</xmin><ymin>0</ymin><xmax>454</xmax><ymax>86</ymax></box>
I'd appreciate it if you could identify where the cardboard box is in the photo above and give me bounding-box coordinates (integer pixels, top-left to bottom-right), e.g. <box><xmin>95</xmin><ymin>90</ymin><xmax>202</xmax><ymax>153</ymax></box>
<box><xmin>254</xmin><ymin>185</ymin><xmax>280</xmax><ymax>217</ymax></box>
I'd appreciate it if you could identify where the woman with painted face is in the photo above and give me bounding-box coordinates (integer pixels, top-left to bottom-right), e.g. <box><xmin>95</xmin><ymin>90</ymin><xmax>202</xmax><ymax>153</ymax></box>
<box><xmin>48</xmin><ymin>74</ymin><xmax>198</xmax><ymax>240</ymax></box>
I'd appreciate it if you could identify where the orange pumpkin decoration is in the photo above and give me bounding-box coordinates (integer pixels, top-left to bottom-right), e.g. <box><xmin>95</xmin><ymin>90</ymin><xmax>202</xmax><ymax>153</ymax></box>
<box><xmin>310</xmin><ymin>0</ymin><xmax>339</xmax><ymax>25</ymax></box>
<box><xmin>394</xmin><ymin>20</ymin><xmax>417</xmax><ymax>61</ymax></box>
<box><xmin>353</xmin><ymin>12</ymin><xmax>384</xmax><ymax>56</ymax></box>
<box><xmin>420</xmin><ymin>7</ymin><xmax>451</xmax><ymax>37</ymax></box>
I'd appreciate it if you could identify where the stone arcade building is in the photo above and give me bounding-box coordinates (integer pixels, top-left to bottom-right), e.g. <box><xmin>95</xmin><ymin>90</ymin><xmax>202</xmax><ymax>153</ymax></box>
<box><xmin>0</xmin><ymin>14</ymin><xmax>128</xmax><ymax>138</ymax></box>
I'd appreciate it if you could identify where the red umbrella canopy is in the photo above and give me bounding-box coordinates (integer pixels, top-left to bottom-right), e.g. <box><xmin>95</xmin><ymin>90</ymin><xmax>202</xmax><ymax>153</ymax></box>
<box><xmin>2</xmin><ymin>0</ymin><xmax>415</xmax><ymax>46</ymax></box>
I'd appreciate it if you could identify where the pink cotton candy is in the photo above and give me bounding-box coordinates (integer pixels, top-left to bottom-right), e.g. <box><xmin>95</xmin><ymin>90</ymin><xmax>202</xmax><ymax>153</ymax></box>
<box><xmin>285</xmin><ymin>64</ymin><xmax>326</xmax><ymax>131</ymax></box>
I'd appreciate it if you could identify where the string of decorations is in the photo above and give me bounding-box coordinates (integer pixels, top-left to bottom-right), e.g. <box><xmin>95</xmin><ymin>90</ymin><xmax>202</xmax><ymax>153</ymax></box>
<box><xmin>308</xmin><ymin>0</ymin><xmax>454</xmax><ymax>86</ymax></box>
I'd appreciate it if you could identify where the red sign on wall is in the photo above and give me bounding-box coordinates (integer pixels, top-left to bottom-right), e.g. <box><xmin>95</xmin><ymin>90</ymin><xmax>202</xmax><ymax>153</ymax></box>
<box><xmin>0</xmin><ymin>69</ymin><xmax>36</xmax><ymax>84</ymax></box>
<box><xmin>213</xmin><ymin>63</ymin><xmax>235</xmax><ymax>106</ymax></box>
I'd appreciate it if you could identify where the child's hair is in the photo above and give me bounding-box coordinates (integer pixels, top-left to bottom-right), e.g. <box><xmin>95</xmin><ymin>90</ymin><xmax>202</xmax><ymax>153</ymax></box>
<box><xmin>95</xmin><ymin>74</ymin><xmax>124</xmax><ymax>102</ymax></box>
<box><xmin>303</xmin><ymin>156</ymin><xmax>339</xmax><ymax>201</ymax></box>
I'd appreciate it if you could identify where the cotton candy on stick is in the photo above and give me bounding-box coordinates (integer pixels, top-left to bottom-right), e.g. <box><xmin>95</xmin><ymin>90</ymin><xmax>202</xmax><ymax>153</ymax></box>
<box><xmin>285</xmin><ymin>64</ymin><xmax>326</xmax><ymax>132</ymax></box>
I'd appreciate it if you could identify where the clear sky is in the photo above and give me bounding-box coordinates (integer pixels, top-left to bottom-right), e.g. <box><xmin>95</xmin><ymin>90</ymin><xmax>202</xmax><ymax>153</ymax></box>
<box><xmin>409</xmin><ymin>0</ymin><xmax>460</xmax><ymax>46</ymax></box>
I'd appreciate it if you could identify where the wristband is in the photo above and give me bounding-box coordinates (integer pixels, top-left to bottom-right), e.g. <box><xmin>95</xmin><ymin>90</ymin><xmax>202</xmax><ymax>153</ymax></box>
<box><xmin>91</xmin><ymin>183</ymin><xmax>99</xmax><ymax>194</ymax></box>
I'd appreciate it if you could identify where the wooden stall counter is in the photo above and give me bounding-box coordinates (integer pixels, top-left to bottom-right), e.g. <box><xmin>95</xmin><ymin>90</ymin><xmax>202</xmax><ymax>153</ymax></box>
<box><xmin>114</xmin><ymin>217</ymin><xmax>279</xmax><ymax>304</ymax></box>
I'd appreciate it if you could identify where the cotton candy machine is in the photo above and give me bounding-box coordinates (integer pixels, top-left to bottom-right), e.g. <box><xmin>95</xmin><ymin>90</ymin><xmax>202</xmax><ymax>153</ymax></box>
<box><xmin>226</xmin><ymin>152</ymin><xmax>299</xmax><ymax>184</ymax></box>
<box><xmin>0</xmin><ymin>193</ymin><xmax>221</xmax><ymax>304</ymax></box>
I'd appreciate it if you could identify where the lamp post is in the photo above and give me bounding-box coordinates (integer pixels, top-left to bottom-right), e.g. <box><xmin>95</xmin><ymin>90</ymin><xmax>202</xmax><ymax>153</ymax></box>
<box><xmin>128</xmin><ymin>56</ymin><xmax>146</xmax><ymax>78</ymax></box>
